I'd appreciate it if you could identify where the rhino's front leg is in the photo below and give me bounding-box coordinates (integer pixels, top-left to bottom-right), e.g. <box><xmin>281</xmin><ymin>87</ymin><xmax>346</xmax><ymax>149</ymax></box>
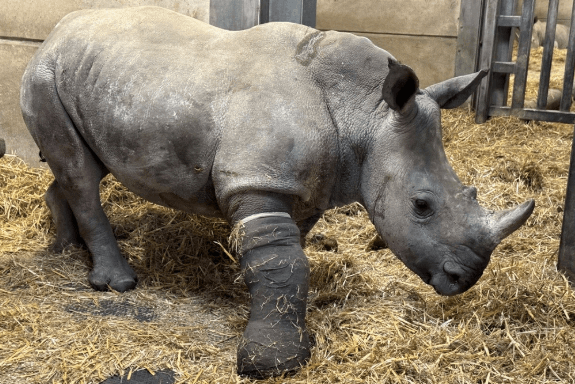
<box><xmin>228</xmin><ymin>193</ymin><xmax>310</xmax><ymax>378</ymax></box>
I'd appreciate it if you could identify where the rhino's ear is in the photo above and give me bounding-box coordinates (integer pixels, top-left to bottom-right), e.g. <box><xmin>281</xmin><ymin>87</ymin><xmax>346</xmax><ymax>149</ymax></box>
<box><xmin>424</xmin><ymin>69</ymin><xmax>489</xmax><ymax>109</ymax></box>
<box><xmin>382</xmin><ymin>58</ymin><xmax>419</xmax><ymax>113</ymax></box>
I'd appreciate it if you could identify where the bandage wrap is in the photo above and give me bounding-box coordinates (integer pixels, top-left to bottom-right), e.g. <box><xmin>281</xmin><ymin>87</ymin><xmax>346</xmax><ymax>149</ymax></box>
<box><xmin>236</xmin><ymin>215</ymin><xmax>310</xmax><ymax>377</ymax></box>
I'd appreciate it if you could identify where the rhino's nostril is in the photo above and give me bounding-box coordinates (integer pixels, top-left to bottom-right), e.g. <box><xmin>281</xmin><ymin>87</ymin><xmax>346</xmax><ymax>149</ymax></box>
<box><xmin>443</xmin><ymin>262</ymin><xmax>466</xmax><ymax>284</ymax></box>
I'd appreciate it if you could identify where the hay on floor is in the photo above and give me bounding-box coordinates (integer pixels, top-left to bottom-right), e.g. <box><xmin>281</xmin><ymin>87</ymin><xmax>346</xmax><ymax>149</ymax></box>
<box><xmin>2</xmin><ymin>49</ymin><xmax>575</xmax><ymax>383</ymax></box>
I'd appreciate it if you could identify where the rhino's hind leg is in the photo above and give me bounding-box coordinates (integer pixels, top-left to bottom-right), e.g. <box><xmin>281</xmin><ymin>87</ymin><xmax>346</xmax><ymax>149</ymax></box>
<box><xmin>45</xmin><ymin>180</ymin><xmax>83</xmax><ymax>252</ymax></box>
<box><xmin>21</xmin><ymin>75</ymin><xmax>136</xmax><ymax>292</ymax></box>
<box><xmin>236</xmin><ymin>214</ymin><xmax>310</xmax><ymax>378</ymax></box>
<box><xmin>47</xmin><ymin>148</ymin><xmax>137</xmax><ymax>292</ymax></box>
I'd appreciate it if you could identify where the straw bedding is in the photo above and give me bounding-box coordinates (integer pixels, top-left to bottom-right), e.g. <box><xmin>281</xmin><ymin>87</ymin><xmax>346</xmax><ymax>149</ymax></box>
<box><xmin>2</xmin><ymin>52</ymin><xmax>575</xmax><ymax>383</ymax></box>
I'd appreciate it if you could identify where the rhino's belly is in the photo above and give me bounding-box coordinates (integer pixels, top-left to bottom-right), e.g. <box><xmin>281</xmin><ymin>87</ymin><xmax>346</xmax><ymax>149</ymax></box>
<box><xmin>110</xmin><ymin>165</ymin><xmax>223</xmax><ymax>218</ymax></box>
<box><xmin>93</xmin><ymin>122</ymin><xmax>223</xmax><ymax>218</ymax></box>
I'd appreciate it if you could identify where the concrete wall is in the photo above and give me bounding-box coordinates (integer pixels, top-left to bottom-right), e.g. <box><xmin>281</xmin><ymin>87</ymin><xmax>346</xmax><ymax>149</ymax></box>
<box><xmin>316</xmin><ymin>0</ymin><xmax>462</xmax><ymax>88</ymax></box>
<box><xmin>1</xmin><ymin>0</ymin><xmax>464</xmax><ymax>165</ymax></box>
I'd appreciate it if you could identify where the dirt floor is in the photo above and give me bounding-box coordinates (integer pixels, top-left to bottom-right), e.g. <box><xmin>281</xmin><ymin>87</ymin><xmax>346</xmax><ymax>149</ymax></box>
<box><xmin>2</xmin><ymin>49</ymin><xmax>575</xmax><ymax>383</ymax></box>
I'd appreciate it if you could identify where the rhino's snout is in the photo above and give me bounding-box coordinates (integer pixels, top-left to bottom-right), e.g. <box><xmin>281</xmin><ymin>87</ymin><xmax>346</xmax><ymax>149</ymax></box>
<box><xmin>430</xmin><ymin>260</ymin><xmax>483</xmax><ymax>296</ymax></box>
<box><xmin>427</xmin><ymin>247</ymin><xmax>488</xmax><ymax>296</ymax></box>
<box><xmin>427</xmin><ymin>199</ymin><xmax>535</xmax><ymax>296</ymax></box>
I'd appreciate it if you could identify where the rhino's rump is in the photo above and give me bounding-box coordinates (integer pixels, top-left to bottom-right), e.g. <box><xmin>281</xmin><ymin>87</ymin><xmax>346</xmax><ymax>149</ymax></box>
<box><xmin>36</xmin><ymin>7</ymin><xmax>339</xmax><ymax>217</ymax></box>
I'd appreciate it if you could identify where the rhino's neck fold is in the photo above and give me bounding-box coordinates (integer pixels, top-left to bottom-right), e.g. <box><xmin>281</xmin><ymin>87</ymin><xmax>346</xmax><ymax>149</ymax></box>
<box><xmin>324</xmin><ymin>97</ymin><xmax>377</xmax><ymax>209</ymax></box>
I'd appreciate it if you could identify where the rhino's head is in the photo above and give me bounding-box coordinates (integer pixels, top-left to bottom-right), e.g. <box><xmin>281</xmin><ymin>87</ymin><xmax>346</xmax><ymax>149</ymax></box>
<box><xmin>361</xmin><ymin>60</ymin><xmax>534</xmax><ymax>296</ymax></box>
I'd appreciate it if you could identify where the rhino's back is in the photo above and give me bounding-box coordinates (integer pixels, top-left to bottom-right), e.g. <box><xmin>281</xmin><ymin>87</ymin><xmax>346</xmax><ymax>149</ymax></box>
<box><xmin>24</xmin><ymin>7</ymin><xmax>340</xmax><ymax>218</ymax></box>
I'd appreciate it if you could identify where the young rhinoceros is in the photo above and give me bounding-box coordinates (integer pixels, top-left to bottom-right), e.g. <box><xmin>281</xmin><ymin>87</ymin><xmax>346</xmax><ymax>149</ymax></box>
<box><xmin>20</xmin><ymin>6</ymin><xmax>534</xmax><ymax>378</ymax></box>
<box><xmin>531</xmin><ymin>16</ymin><xmax>571</xmax><ymax>49</ymax></box>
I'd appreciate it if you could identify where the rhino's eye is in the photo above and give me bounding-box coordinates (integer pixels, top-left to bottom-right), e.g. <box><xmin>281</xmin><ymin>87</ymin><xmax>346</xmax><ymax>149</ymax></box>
<box><xmin>412</xmin><ymin>198</ymin><xmax>434</xmax><ymax>219</ymax></box>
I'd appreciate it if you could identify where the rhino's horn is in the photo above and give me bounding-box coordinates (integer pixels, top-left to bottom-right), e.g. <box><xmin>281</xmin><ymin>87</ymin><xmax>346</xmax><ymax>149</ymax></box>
<box><xmin>424</xmin><ymin>69</ymin><xmax>489</xmax><ymax>109</ymax></box>
<box><xmin>382</xmin><ymin>58</ymin><xmax>419</xmax><ymax>113</ymax></box>
<box><xmin>488</xmin><ymin>199</ymin><xmax>535</xmax><ymax>244</ymax></box>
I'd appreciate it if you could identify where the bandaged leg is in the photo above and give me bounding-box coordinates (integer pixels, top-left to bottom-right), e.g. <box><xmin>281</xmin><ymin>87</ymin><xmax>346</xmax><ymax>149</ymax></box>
<box><xmin>236</xmin><ymin>214</ymin><xmax>310</xmax><ymax>378</ymax></box>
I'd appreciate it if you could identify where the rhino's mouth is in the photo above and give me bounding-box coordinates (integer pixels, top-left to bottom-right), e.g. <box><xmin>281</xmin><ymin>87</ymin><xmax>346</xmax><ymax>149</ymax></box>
<box><xmin>427</xmin><ymin>246</ymin><xmax>489</xmax><ymax>296</ymax></box>
<box><xmin>430</xmin><ymin>261</ymin><xmax>486</xmax><ymax>296</ymax></box>
<box><xmin>430</xmin><ymin>274</ymin><xmax>468</xmax><ymax>296</ymax></box>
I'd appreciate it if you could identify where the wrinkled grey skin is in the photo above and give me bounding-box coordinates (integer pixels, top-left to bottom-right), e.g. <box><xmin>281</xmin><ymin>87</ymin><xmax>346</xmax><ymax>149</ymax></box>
<box><xmin>0</xmin><ymin>139</ymin><xmax>4</xmax><ymax>158</ymax></box>
<box><xmin>531</xmin><ymin>17</ymin><xmax>570</xmax><ymax>49</ymax></box>
<box><xmin>21</xmin><ymin>6</ymin><xmax>534</xmax><ymax>377</ymax></box>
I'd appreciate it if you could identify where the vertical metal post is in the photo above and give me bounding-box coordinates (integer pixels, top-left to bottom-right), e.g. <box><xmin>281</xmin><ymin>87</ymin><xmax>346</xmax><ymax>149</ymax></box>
<box><xmin>302</xmin><ymin>0</ymin><xmax>317</xmax><ymax>28</ymax></box>
<box><xmin>455</xmin><ymin>0</ymin><xmax>484</xmax><ymax>78</ymax></box>
<box><xmin>510</xmin><ymin>0</ymin><xmax>535</xmax><ymax>109</ymax></box>
<box><xmin>259</xmin><ymin>0</ymin><xmax>270</xmax><ymax>24</ymax></box>
<box><xmin>559</xmin><ymin>1</ymin><xmax>575</xmax><ymax>112</ymax></box>
<box><xmin>558</xmin><ymin>123</ymin><xmax>575</xmax><ymax>284</ymax></box>
<box><xmin>267</xmin><ymin>0</ymin><xmax>304</xmax><ymax>24</ymax></box>
<box><xmin>491</xmin><ymin>0</ymin><xmax>518</xmax><ymax>107</ymax></box>
<box><xmin>209</xmin><ymin>0</ymin><xmax>260</xmax><ymax>31</ymax></box>
<box><xmin>476</xmin><ymin>0</ymin><xmax>501</xmax><ymax>123</ymax></box>
<box><xmin>260</xmin><ymin>0</ymin><xmax>316</xmax><ymax>27</ymax></box>
<box><xmin>536</xmin><ymin>0</ymin><xmax>560</xmax><ymax>110</ymax></box>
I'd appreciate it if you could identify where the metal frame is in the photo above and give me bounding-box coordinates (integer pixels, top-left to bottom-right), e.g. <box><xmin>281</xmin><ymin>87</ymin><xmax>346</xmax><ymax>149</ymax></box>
<box><xmin>455</xmin><ymin>0</ymin><xmax>485</xmax><ymax>78</ymax></box>
<box><xmin>559</xmin><ymin>123</ymin><xmax>575</xmax><ymax>283</ymax></box>
<box><xmin>475</xmin><ymin>0</ymin><xmax>575</xmax><ymax>124</ymax></box>
<box><xmin>209</xmin><ymin>0</ymin><xmax>316</xmax><ymax>31</ymax></box>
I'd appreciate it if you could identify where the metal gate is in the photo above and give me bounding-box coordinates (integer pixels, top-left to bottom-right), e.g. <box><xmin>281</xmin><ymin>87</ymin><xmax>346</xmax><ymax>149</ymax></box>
<box><xmin>209</xmin><ymin>0</ymin><xmax>316</xmax><ymax>31</ymax></box>
<box><xmin>475</xmin><ymin>0</ymin><xmax>575</xmax><ymax>124</ymax></box>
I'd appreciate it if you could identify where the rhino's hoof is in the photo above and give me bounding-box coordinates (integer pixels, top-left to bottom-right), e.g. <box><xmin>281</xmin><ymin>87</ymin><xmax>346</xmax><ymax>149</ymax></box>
<box><xmin>237</xmin><ymin>321</ymin><xmax>310</xmax><ymax>378</ymax></box>
<box><xmin>88</xmin><ymin>266</ymin><xmax>138</xmax><ymax>292</ymax></box>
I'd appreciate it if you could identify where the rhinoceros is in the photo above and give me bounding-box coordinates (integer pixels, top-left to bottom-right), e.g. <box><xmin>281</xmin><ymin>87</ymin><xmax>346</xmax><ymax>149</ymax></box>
<box><xmin>20</xmin><ymin>6</ymin><xmax>534</xmax><ymax>378</ymax></box>
<box><xmin>0</xmin><ymin>138</ymin><xmax>4</xmax><ymax>158</ymax></box>
<box><xmin>531</xmin><ymin>17</ymin><xmax>571</xmax><ymax>49</ymax></box>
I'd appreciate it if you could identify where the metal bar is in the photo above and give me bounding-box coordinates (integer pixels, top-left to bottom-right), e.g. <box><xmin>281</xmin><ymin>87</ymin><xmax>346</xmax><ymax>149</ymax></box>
<box><xmin>498</xmin><ymin>15</ymin><xmax>522</xmax><ymax>27</ymax></box>
<box><xmin>501</xmin><ymin>0</ymin><xmax>519</xmax><ymax>109</ymax></box>
<box><xmin>491</xmin><ymin>0</ymin><xmax>517</xmax><ymax>107</ymax></box>
<box><xmin>537</xmin><ymin>0</ymin><xmax>560</xmax><ymax>110</ymax></box>
<box><xmin>560</xmin><ymin>2</ymin><xmax>575</xmax><ymax>111</ymax></box>
<box><xmin>472</xmin><ymin>0</ymin><xmax>487</xmax><ymax>111</ymax></box>
<box><xmin>492</xmin><ymin>61</ymin><xmax>516</xmax><ymax>73</ymax></box>
<box><xmin>209</xmin><ymin>0</ymin><xmax>260</xmax><ymax>30</ymax></box>
<box><xmin>456</xmin><ymin>0</ymin><xmax>484</xmax><ymax>77</ymax></box>
<box><xmin>510</xmin><ymin>0</ymin><xmax>535</xmax><ymax>109</ymax></box>
<box><xmin>260</xmin><ymin>0</ymin><xmax>270</xmax><ymax>24</ymax></box>
<box><xmin>302</xmin><ymin>0</ymin><xmax>317</xmax><ymax>27</ymax></box>
<box><xmin>475</xmin><ymin>0</ymin><xmax>501</xmax><ymax>123</ymax></box>
<box><xmin>268</xmin><ymin>0</ymin><xmax>303</xmax><ymax>23</ymax></box>
<box><xmin>489</xmin><ymin>106</ymin><xmax>575</xmax><ymax>124</ymax></box>
<box><xmin>558</xmin><ymin>123</ymin><xmax>575</xmax><ymax>284</ymax></box>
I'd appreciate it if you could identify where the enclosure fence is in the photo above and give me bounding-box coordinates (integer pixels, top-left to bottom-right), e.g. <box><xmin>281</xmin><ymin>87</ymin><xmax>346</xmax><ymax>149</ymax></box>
<box><xmin>475</xmin><ymin>0</ymin><xmax>575</xmax><ymax>124</ymax></box>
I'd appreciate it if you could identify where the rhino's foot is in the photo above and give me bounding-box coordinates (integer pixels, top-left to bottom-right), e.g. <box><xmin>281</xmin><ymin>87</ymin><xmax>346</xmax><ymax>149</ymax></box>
<box><xmin>88</xmin><ymin>261</ymin><xmax>137</xmax><ymax>292</ymax></box>
<box><xmin>237</xmin><ymin>319</ymin><xmax>310</xmax><ymax>378</ymax></box>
